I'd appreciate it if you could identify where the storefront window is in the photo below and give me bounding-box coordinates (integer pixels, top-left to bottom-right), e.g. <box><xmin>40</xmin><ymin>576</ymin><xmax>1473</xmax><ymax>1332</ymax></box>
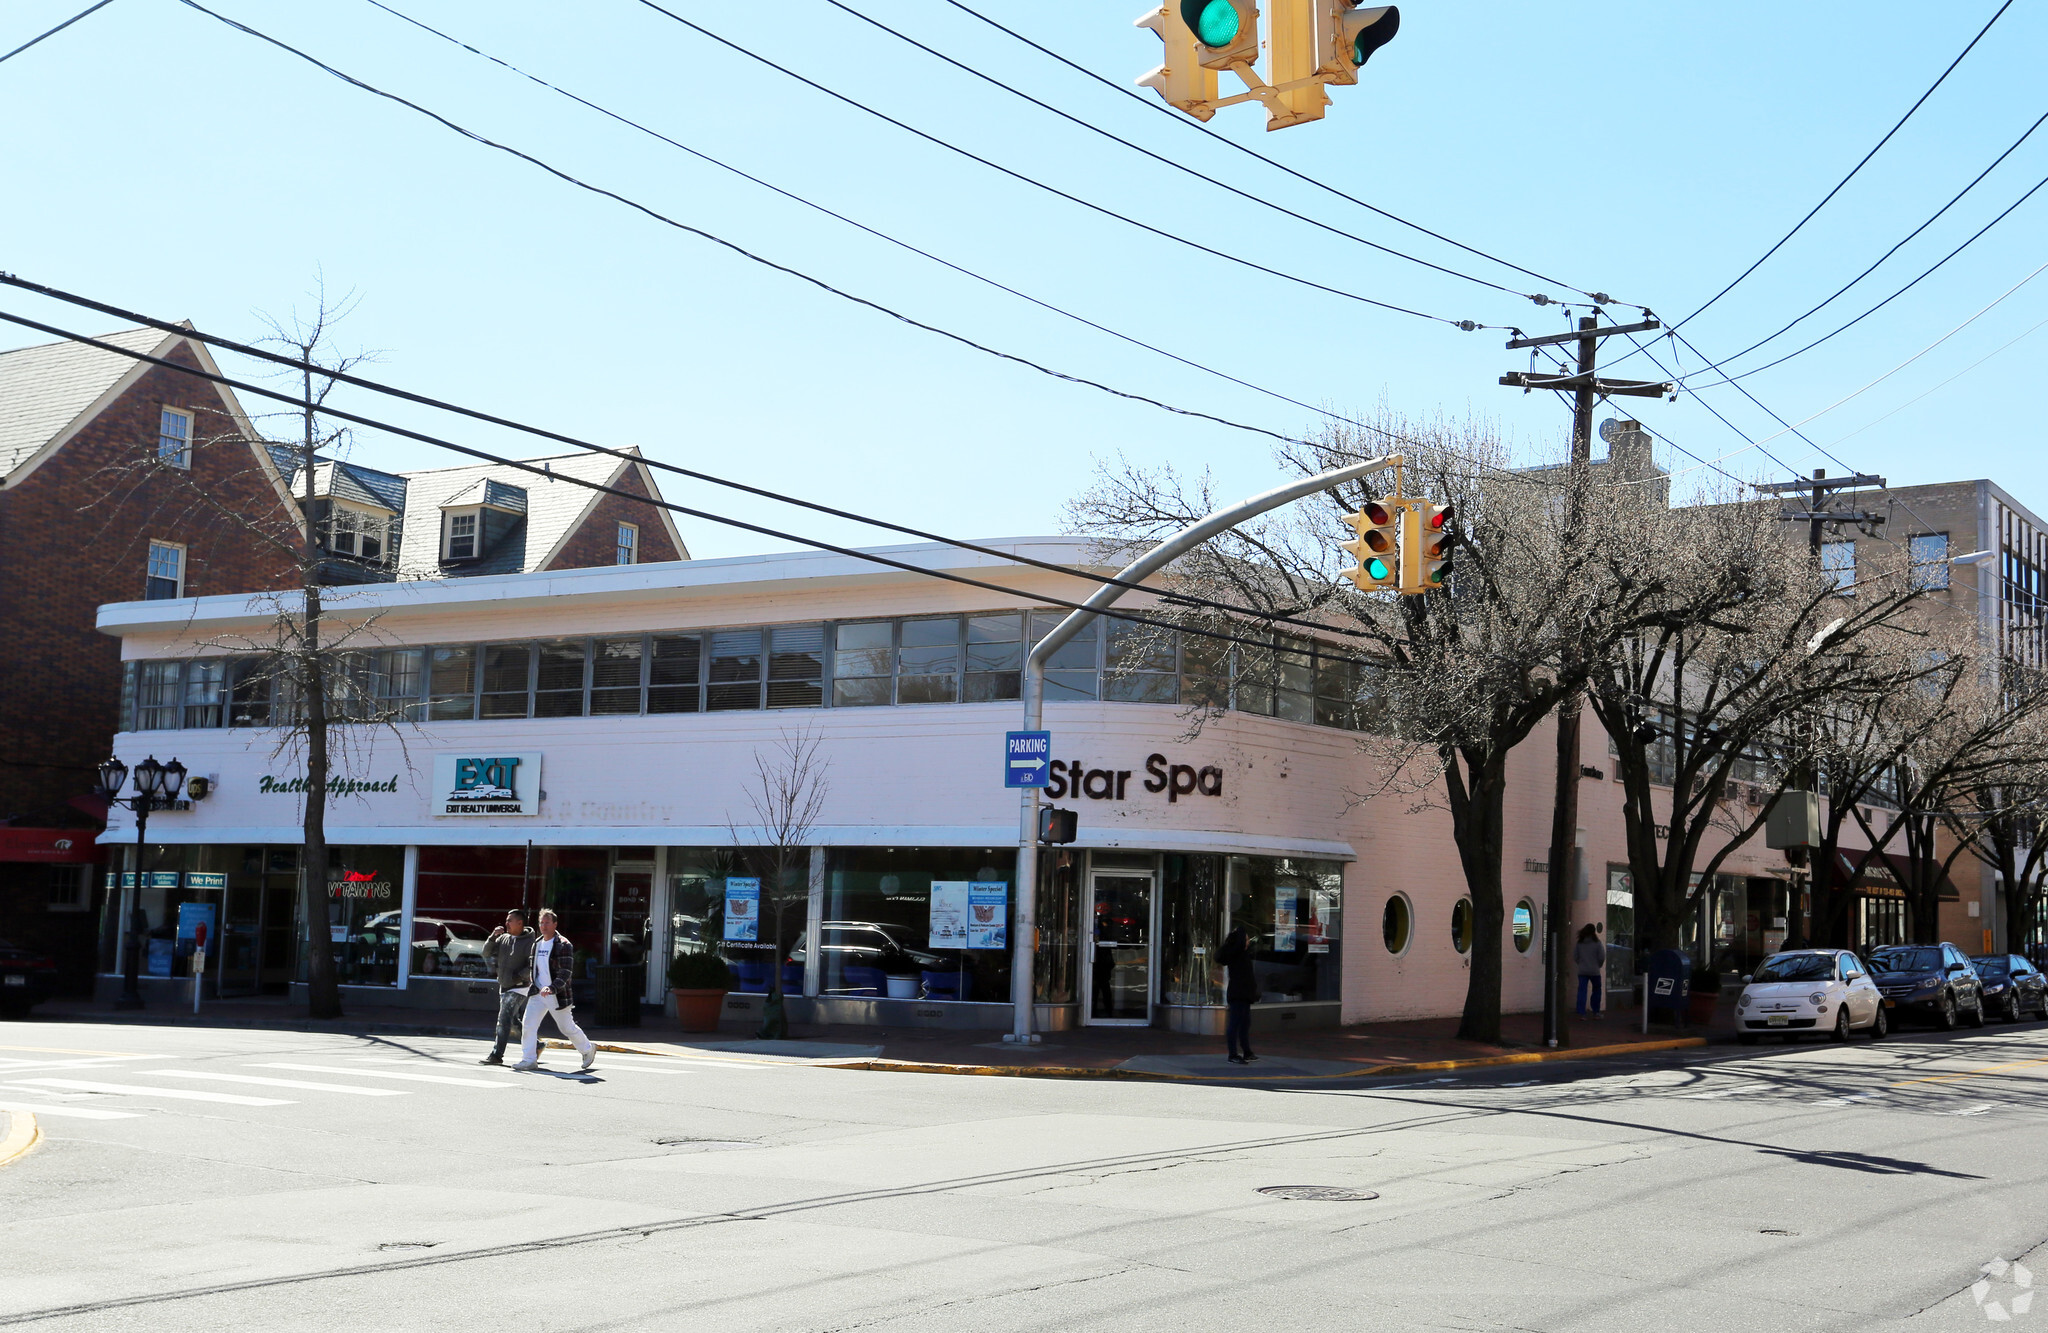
<box><xmin>1035</xmin><ymin>849</ymin><xmax>1080</xmax><ymax>1006</ymax></box>
<box><xmin>1382</xmin><ymin>894</ymin><xmax>1412</xmax><ymax>954</ymax></box>
<box><xmin>823</xmin><ymin>848</ymin><xmax>1013</xmax><ymax>1001</ymax></box>
<box><xmin>1451</xmin><ymin>897</ymin><xmax>1473</xmax><ymax>954</ymax></box>
<box><xmin>324</xmin><ymin>845</ymin><xmax>404</xmax><ymax>986</ymax></box>
<box><xmin>666</xmin><ymin>846</ymin><xmax>802</xmax><ymax>993</ymax></box>
<box><xmin>413</xmin><ymin>845</ymin><xmax>527</xmax><ymax>978</ymax></box>
<box><xmin>1227</xmin><ymin>856</ymin><xmax>1343</xmax><ymax>1003</ymax></box>
<box><xmin>1159</xmin><ymin>854</ymin><xmax>1225</xmax><ymax>1006</ymax></box>
<box><xmin>1512</xmin><ymin>899</ymin><xmax>1535</xmax><ymax>953</ymax></box>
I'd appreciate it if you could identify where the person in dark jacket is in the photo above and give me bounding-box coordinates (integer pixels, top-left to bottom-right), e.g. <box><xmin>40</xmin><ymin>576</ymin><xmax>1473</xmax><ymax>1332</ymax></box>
<box><xmin>478</xmin><ymin>910</ymin><xmax>534</xmax><ymax>1066</ymax></box>
<box><xmin>514</xmin><ymin>909</ymin><xmax>596</xmax><ymax>1072</ymax></box>
<box><xmin>1217</xmin><ymin>921</ymin><xmax>1258</xmax><ymax>1064</ymax></box>
<box><xmin>1573</xmin><ymin>923</ymin><xmax>1607</xmax><ymax>1018</ymax></box>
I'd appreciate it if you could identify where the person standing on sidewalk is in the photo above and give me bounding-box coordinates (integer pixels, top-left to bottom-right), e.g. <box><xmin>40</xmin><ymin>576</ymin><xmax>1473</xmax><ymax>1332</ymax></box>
<box><xmin>515</xmin><ymin>909</ymin><xmax>596</xmax><ymax>1073</ymax></box>
<box><xmin>1218</xmin><ymin>920</ymin><xmax>1258</xmax><ymax>1065</ymax></box>
<box><xmin>478</xmin><ymin>910</ymin><xmax>535</xmax><ymax>1066</ymax></box>
<box><xmin>1574</xmin><ymin>924</ymin><xmax>1607</xmax><ymax>1018</ymax></box>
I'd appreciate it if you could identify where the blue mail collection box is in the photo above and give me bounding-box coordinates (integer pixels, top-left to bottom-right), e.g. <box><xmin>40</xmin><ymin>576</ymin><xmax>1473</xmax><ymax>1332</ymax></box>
<box><xmin>1645</xmin><ymin>948</ymin><xmax>1691</xmax><ymax>1014</ymax></box>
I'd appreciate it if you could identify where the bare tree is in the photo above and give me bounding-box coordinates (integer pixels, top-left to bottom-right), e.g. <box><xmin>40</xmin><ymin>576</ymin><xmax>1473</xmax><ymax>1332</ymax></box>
<box><xmin>729</xmin><ymin>728</ymin><xmax>830</xmax><ymax>1040</ymax></box>
<box><xmin>88</xmin><ymin>287</ymin><xmax>381</xmax><ymax>1019</ymax></box>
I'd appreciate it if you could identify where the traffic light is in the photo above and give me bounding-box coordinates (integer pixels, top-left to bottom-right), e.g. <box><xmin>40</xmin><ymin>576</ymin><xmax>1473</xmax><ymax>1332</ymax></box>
<box><xmin>1339</xmin><ymin>500</ymin><xmax>1399</xmax><ymax>591</ymax></box>
<box><xmin>1038</xmin><ymin>806</ymin><xmax>1078</xmax><ymax>845</ymax></box>
<box><xmin>1313</xmin><ymin>2</ymin><xmax>1400</xmax><ymax>83</ymax></box>
<box><xmin>1182</xmin><ymin>0</ymin><xmax>1258</xmax><ymax>70</ymax></box>
<box><xmin>1265</xmin><ymin>0</ymin><xmax>1333</xmax><ymax>129</ymax></box>
<box><xmin>1399</xmin><ymin>501</ymin><xmax>1455</xmax><ymax>593</ymax></box>
<box><xmin>1133</xmin><ymin>3</ymin><xmax>1219</xmax><ymax>120</ymax></box>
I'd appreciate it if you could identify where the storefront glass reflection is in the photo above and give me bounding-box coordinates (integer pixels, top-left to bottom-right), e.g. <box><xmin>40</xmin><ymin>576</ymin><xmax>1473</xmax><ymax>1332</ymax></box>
<box><xmin>821</xmin><ymin>848</ymin><xmax>1013</xmax><ymax>1002</ymax></box>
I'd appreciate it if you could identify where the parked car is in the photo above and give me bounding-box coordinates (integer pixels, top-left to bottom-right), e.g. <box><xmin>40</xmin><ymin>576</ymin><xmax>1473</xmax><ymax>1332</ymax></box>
<box><xmin>789</xmin><ymin>922</ymin><xmax>946</xmax><ymax>983</ymax></box>
<box><xmin>0</xmin><ymin>937</ymin><xmax>59</xmax><ymax>1017</ymax></box>
<box><xmin>1734</xmin><ymin>949</ymin><xmax>1887</xmax><ymax>1043</ymax></box>
<box><xmin>366</xmin><ymin>912</ymin><xmax>492</xmax><ymax>976</ymax></box>
<box><xmin>1867</xmin><ymin>943</ymin><xmax>1986</xmax><ymax>1029</ymax></box>
<box><xmin>1969</xmin><ymin>953</ymin><xmax>2048</xmax><ymax>1022</ymax></box>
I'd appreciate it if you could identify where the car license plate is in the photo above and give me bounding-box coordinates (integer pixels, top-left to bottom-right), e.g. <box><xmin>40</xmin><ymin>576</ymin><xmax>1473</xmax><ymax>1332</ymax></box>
<box><xmin>1883</xmin><ymin>998</ymin><xmax>1896</xmax><ymax>1008</ymax></box>
<box><xmin>2</xmin><ymin>975</ymin><xmax>26</xmax><ymax>987</ymax></box>
<box><xmin>1766</xmin><ymin>1015</ymin><xmax>1788</xmax><ymax>1026</ymax></box>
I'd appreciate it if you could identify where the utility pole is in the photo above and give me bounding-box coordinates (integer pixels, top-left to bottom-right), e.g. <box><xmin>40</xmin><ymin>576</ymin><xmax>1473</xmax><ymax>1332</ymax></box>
<box><xmin>1754</xmin><ymin>468</ymin><xmax>1887</xmax><ymax>948</ymax></box>
<box><xmin>1501</xmin><ymin>315</ymin><xmax>1673</xmax><ymax>1048</ymax></box>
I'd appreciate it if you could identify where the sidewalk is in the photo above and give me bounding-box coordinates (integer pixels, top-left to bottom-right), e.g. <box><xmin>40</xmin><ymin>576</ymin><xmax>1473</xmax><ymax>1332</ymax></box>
<box><xmin>25</xmin><ymin>993</ymin><xmax>1734</xmax><ymax>1082</ymax></box>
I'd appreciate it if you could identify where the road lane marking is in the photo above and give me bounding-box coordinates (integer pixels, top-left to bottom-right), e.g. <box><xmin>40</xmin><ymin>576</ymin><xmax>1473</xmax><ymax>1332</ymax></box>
<box><xmin>145</xmin><ymin>1071</ymin><xmax>409</xmax><ymax>1097</ymax></box>
<box><xmin>1891</xmin><ymin>1055</ymin><xmax>2048</xmax><ymax>1088</ymax></box>
<box><xmin>0</xmin><ymin>1058</ymin><xmax>173</xmax><ymax>1074</ymax></box>
<box><xmin>0</xmin><ymin>1101</ymin><xmax>141</xmax><ymax>1122</ymax></box>
<box><xmin>0</xmin><ymin>1109</ymin><xmax>39</xmax><ymax>1166</ymax></box>
<box><xmin>11</xmin><ymin>1079</ymin><xmax>292</xmax><ymax>1107</ymax></box>
<box><xmin>0</xmin><ymin>1045</ymin><xmax>158</xmax><ymax>1058</ymax></box>
<box><xmin>1681</xmin><ymin>1085</ymin><xmax>1762</xmax><ymax>1099</ymax></box>
<box><xmin>1812</xmin><ymin>1092</ymin><xmax>1884</xmax><ymax>1107</ymax></box>
<box><xmin>251</xmin><ymin>1063</ymin><xmax>510</xmax><ymax>1089</ymax></box>
<box><xmin>1950</xmin><ymin>1104</ymin><xmax>1996</xmax><ymax>1116</ymax></box>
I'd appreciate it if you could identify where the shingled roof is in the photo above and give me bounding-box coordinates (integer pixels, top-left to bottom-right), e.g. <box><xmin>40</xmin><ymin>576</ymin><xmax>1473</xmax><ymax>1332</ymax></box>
<box><xmin>0</xmin><ymin>326</ymin><xmax>181</xmax><ymax>481</ymax></box>
<box><xmin>393</xmin><ymin>450</ymin><xmax>678</xmax><ymax>579</ymax></box>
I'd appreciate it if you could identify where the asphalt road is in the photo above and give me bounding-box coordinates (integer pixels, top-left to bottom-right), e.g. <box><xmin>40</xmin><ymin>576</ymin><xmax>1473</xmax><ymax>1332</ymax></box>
<box><xmin>4</xmin><ymin>1016</ymin><xmax>2047</xmax><ymax>1331</ymax></box>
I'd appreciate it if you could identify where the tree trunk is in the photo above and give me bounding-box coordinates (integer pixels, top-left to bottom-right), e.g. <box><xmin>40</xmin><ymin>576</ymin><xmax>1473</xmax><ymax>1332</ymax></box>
<box><xmin>1544</xmin><ymin>698</ymin><xmax>1580</xmax><ymax>1047</ymax></box>
<box><xmin>1453</xmin><ymin>751</ymin><xmax>1509</xmax><ymax>1044</ymax></box>
<box><xmin>298</xmin><ymin>390</ymin><xmax>341</xmax><ymax>1020</ymax></box>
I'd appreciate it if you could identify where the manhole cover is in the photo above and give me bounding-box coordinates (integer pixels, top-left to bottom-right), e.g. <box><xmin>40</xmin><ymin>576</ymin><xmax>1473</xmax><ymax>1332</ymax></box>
<box><xmin>653</xmin><ymin>1137</ymin><xmax>757</xmax><ymax>1152</ymax></box>
<box><xmin>378</xmin><ymin>1242</ymin><xmax>439</xmax><ymax>1252</ymax></box>
<box><xmin>1257</xmin><ymin>1185</ymin><xmax>1379</xmax><ymax>1202</ymax></box>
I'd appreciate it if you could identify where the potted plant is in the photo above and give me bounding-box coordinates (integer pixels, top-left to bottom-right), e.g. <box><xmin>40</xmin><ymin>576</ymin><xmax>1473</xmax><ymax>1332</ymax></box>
<box><xmin>1688</xmin><ymin>962</ymin><xmax>1722</xmax><ymax>1027</ymax></box>
<box><xmin>668</xmin><ymin>951</ymin><xmax>735</xmax><ymax>1032</ymax></box>
<box><xmin>880</xmin><ymin>947</ymin><xmax>922</xmax><ymax>999</ymax></box>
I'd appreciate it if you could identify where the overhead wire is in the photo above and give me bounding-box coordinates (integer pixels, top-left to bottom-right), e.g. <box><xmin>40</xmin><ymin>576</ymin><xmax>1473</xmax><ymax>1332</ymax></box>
<box><xmin>0</xmin><ymin>274</ymin><xmax>1417</xmax><ymax>642</ymax></box>
<box><xmin>1820</xmin><ymin>312</ymin><xmax>2048</xmax><ymax>453</ymax></box>
<box><xmin>1670</xmin><ymin>0</ymin><xmax>2017</xmax><ymax>334</ymax></box>
<box><xmin>937</xmin><ymin>0</ymin><xmax>1628</xmax><ymax>309</ymax></box>
<box><xmin>0</xmin><ymin>305</ymin><xmax>1407</xmax><ymax>666</ymax></box>
<box><xmin>355</xmin><ymin>0</ymin><xmax>1487</xmax><ymax>468</ymax></box>
<box><xmin>0</xmin><ymin>0</ymin><xmax>118</xmax><ymax>66</ymax></box>
<box><xmin>820</xmin><ymin>0</ymin><xmax>1533</xmax><ymax>310</ymax></box>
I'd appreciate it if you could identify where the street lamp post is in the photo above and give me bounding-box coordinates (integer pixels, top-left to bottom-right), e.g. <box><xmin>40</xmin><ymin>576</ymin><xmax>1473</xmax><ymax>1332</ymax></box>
<box><xmin>97</xmin><ymin>755</ymin><xmax>186</xmax><ymax>1010</ymax></box>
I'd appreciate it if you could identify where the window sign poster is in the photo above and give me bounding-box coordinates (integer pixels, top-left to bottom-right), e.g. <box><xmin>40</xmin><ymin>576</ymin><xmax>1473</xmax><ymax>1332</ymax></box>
<box><xmin>723</xmin><ymin>877</ymin><xmax>760</xmax><ymax>942</ymax></box>
<box><xmin>1274</xmin><ymin>885</ymin><xmax>1299</xmax><ymax>952</ymax></box>
<box><xmin>967</xmin><ymin>881</ymin><xmax>1008</xmax><ymax>950</ymax></box>
<box><xmin>929</xmin><ymin>880</ymin><xmax>969</xmax><ymax>950</ymax></box>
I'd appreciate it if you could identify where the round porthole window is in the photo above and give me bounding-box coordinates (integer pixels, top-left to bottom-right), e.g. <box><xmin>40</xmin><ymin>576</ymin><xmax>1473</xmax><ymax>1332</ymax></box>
<box><xmin>1451</xmin><ymin>898</ymin><xmax>1473</xmax><ymax>954</ymax></box>
<box><xmin>1382</xmin><ymin>894</ymin><xmax>1412</xmax><ymax>955</ymax></box>
<box><xmin>1512</xmin><ymin>900</ymin><xmax>1536</xmax><ymax>954</ymax></box>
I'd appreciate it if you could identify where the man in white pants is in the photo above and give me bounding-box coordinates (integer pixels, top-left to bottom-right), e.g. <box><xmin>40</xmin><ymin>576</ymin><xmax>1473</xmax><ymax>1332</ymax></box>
<box><xmin>514</xmin><ymin>910</ymin><xmax>596</xmax><ymax>1072</ymax></box>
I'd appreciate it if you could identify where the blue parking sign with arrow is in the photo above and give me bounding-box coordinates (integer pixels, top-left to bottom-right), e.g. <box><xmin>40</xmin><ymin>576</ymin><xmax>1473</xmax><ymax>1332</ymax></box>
<box><xmin>1005</xmin><ymin>731</ymin><xmax>1051</xmax><ymax>788</ymax></box>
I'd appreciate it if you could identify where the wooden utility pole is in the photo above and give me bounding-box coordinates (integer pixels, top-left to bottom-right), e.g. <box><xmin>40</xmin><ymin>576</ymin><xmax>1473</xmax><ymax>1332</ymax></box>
<box><xmin>1501</xmin><ymin>316</ymin><xmax>1672</xmax><ymax>1047</ymax></box>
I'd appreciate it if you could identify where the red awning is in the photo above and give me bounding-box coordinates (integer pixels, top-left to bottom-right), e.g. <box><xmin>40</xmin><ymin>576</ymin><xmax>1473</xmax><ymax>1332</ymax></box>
<box><xmin>0</xmin><ymin>828</ymin><xmax>106</xmax><ymax>864</ymax></box>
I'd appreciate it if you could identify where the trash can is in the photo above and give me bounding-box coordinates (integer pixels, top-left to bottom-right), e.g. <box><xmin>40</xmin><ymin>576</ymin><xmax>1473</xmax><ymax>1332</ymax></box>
<box><xmin>590</xmin><ymin>963</ymin><xmax>643</xmax><ymax>1028</ymax></box>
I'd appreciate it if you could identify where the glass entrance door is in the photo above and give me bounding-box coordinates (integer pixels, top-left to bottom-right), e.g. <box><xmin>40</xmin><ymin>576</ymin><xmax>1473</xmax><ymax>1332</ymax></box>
<box><xmin>1086</xmin><ymin>872</ymin><xmax>1154</xmax><ymax>1024</ymax></box>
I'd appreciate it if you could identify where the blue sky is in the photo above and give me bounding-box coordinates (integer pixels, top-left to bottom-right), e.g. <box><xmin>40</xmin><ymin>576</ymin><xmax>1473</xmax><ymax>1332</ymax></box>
<box><xmin>3</xmin><ymin>1</ymin><xmax>2043</xmax><ymax>557</ymax></box>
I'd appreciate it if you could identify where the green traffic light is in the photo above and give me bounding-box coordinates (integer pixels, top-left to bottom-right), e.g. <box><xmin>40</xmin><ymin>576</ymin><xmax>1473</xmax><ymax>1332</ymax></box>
<box><xmin>1181</xmin><ymin>0</ymin><xmax>1239</xmax><ymax>48</ymax></box>
<box><xmin>1366</xmin><ymin>557</ymin><xmax>1390</xmax><ymax>580</ymax></box>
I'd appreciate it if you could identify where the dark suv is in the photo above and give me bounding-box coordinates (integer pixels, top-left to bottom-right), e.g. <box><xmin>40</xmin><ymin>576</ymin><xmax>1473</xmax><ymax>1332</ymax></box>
<box><xmin>1867</xmin><ymin>943</ymin><xmax>1985</xmax><ymax>1029</ymax></box>
<box><xmin>1970</xmin><ymin>953</ymin><xmax>2048</xmax><ymax>1023</ymax></box>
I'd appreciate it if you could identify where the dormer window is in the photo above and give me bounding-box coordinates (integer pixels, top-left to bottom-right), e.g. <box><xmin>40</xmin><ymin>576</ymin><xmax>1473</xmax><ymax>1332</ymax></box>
<box><xmin>445</xmin><ymin>511</ymin><xmax>478</xmax><ymax>561</ymax></box>
<box><xmin>328</xmin><ymin>504</ymin><xmax>392</xmax><ymax>563</ymax></box>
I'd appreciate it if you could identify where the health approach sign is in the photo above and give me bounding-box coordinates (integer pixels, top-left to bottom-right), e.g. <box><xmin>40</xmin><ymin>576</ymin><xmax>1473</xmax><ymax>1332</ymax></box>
<box><xmin>430</xmin><ymin>753</ymin><xmax>542</xmax><ymax>816</ymax></box>
<box><xmin>1005</xmin><ymin>731</ymin><xmax>1051</xmax><ymax>788</ymax></box>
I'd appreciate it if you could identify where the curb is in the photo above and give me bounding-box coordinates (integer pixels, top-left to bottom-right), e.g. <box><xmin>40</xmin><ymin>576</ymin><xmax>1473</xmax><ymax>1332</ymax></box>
<box><xmin>821</xmin><ymin>1036</ymin><xmax>1709</xmax><ymax>1085</ymax></box>
<box><xmin>0</xmin><ymin>1110</ymin><xmax>41</xmax><ymax>1170</ymax></box>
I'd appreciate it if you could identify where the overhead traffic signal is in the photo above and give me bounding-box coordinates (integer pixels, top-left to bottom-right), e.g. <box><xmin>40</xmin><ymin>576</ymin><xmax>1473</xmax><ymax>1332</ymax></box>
<box><xmin>1133</xmin><ymin>3</ymin><xmax>1219</xmax><ymax>121</ymax></box>
<box><xmin>1399</xmin><ymin>501</ymin><xmax>1455</xmax><ymax>593</ymax></box>
<box><xmin>1339</xmin><ymin>500</ymin><xmax>1399</xmax><ymax>592</ymax></box>
<box><xmin>1182</xmin><ymin>0</ymin><xmax>1259</xmax><ymax>70</ymax></box>
<box><xmin>1313</xmin><ymin>2</ymin><xmax>1400</xmax><ymax>83</ymax></box>
<box><xmin>1265</xmin><ymin>0</ymin><xmax>1334</xmax><ymax>129</ymax></box>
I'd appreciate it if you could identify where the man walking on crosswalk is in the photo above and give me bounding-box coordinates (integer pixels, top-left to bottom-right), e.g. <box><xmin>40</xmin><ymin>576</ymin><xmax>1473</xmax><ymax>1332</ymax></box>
<box><xmin>479</xmin><ymin>910</ymin><xmax>534</xmax><ymax>1066</ymax></box>
<box><xmin>514</xmin><ymin>909</ymin><xmax>596</xmax><ymax>1073</ymax></box>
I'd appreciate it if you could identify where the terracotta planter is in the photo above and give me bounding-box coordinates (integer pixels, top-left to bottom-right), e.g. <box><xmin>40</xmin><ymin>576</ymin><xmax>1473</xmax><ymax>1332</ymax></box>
<box><xmin>1688</xmin><ymin>990</ymin><xmax>1720</xmax><ymax>1026</ymax></box>
<box><xmin>673</xmin><ymin>988</ymin><xmax>728</xmax><ymax>1033</ymax></box>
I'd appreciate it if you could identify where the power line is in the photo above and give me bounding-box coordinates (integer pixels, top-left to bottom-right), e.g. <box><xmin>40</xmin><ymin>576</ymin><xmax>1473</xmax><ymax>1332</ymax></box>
<box><xmin>0</xmin><ymin>305</ymin><xmax>1401</xmax><ymax>668</ymax></box>
<box><xmin>1678</xmin><ymin>163</ymin><xmax>2048</xmax><ymax>392</ymax></box>
<box><xmin>172</xmin><ymin>0</ymin><xmax>1427</xmax><ymax>465</ymax></box>
<box><xmin>821</xmin><ymin>0</ymin><xmax>1535</xmax><ymax>309</ymax></box>
<box><xmin>356</xmin><ymin>0</ymin><xmax>1473</xmax><ymax>466</ymax></box>
<box><xmin>0</xmin><ymin>0</ymin><xmax>117</xmax><ymax>66</ymax></box>
<box><xmin>1667</xmin><ymin>105</ymin><xmax>2048</xmax><ymax>383</ymax></box>
<box><xmin>939</xmin><ymin>0</ymin><xmax>1629</xmax><ymax>309</ymax></box>
<box><xmin>1672</xmin><ymin>0</ymin><xmax>2016</xmax><ymax>334</ymax></box>
<box><xmin>614</xmin><ymin>0</ymin><xmax>1490</xmax><ymax>331</ymax></box>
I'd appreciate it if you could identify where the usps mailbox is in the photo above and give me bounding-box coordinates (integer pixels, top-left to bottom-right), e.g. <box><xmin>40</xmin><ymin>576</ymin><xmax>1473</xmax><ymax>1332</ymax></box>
<box><xmin>1644</xmin><ymin>948</ymin><xmax>1691</xmax><ymax>1029</ymax></box>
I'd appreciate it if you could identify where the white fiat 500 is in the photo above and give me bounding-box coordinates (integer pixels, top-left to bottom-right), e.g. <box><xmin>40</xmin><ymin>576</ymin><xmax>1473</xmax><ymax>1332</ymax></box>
<box><xmin>1735</xmin><ymin>949</ymin><xmax>1888</xmax><ymax>1044</ymax></box>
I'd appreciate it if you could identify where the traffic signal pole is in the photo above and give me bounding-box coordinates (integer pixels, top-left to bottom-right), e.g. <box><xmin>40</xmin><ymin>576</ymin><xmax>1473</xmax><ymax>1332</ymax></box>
<box><xmin>1501</xmin><ymin>316</ymin><xmax>1672</xmax><ymax>1048</ymax></box>
<box><xmin>1006</xmin><ymin>453</ymin><xmax>1402</xmax><ymax>1043</ymax></box>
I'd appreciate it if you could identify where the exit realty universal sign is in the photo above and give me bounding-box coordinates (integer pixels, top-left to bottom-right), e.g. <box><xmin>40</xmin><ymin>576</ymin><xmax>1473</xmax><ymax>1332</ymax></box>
<box><xmin>431</xmin><ymin>753</ymin><xmax>543</xmax><ymax>817</ymax></box>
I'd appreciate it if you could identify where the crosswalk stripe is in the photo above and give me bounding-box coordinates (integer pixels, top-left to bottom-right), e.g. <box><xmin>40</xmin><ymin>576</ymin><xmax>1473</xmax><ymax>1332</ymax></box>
<box><xmin>0</xmin><ymin>1058</ymin><xmax>170</xmax><ymax>1074</ymax></box>
<box><xmin>145</xmin><ymin>1071</ymin><xmax>409</xmax><ymax>1097</ymax></box>
<box><xmin>12</xmin><ymin>1079</ymin><xmax>292</xmax><ymax>1107</ymax></box>
<box><xmin>250</xmin><ymin>1063</ymin><xmax>509</xmax><ymax>1089</ymax></box>
<box><xmin>0</xmin><ymin>1100</ymin><xmax>142</xmax><ymax>1122</ymax></box>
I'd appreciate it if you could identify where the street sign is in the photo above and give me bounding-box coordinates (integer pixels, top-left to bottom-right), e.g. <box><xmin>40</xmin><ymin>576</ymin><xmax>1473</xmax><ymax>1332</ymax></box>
<box><xmin>1005</xmin><ymin>731</ymin><xmax>1051</xmax><ymax>788</ymax></box>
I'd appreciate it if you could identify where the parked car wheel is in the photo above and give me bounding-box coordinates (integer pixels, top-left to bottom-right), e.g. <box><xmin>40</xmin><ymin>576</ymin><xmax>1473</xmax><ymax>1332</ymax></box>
<box><xmin>1967</xmin><ymin>994</ymin><xmax>1987</xmax><ymax>1027</ymax></box>
<box><xmin>1868</xmin><ymin>1005</ymin><xmax>1888</xmax><ymax>1040</ymax></box>
<box><xmin>1831</xmin><ymin>1007</ymin><xmax>1852</xmax><ymax>1042</ymax></box>
<box><xmin>1936</xmin><ymin>992</ymin><xmax>1958</xmax><ymax>1029</ymax></box>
